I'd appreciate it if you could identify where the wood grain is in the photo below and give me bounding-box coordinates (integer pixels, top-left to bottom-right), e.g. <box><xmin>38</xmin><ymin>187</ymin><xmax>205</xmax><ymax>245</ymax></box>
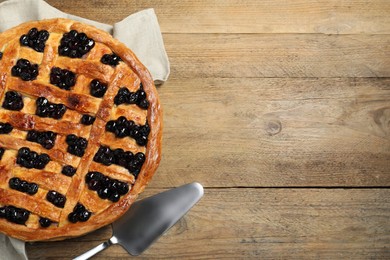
<box><xmin>164</xmin><ymin>33</ymin><xmax>390</xmax><ymax>78</ymax></box>
<box><xmin>0</xmin><ymin>0</ymin><xmax>388</xmax><ymax>258</ymax></box>
<box><xmin>44</xmin><ymin>0</ymin><xmax>390</xmax><ymax>34</ymax></box>
<box><xmin>154</xmin><ymin>77</ymin><xmax>390</xmax><ymax>188</ymax></box>
<box><xmin>26</xmin><ymin>188</ymin><xmax>390</xmax><ymax>259</ymax></box>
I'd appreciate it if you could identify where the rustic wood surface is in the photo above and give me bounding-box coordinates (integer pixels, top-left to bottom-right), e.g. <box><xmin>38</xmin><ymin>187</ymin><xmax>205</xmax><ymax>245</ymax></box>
<box><xmin>0</xmin><ymin>0</ymin><xmax>387</xmax><ymax>258</ymax></box>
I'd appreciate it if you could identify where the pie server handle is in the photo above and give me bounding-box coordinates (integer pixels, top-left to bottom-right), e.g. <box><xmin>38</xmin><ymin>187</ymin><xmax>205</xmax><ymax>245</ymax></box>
<box><xmin>73</xmin><ymin>182</ymin><xmax>204</xmax><ymax>259</ymax></box>
<box><xmin>73</xmin><ymin>237</ymin><xmax>117</xmax><ymax>260</ymax></box>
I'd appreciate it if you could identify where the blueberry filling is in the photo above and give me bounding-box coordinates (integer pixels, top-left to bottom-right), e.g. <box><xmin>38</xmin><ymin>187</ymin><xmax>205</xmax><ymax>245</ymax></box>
<box><xmin>11</xmin><ymin>58</ymin><xmax>39</xmax><ymax>81</ymax></box>
<box><xmin>26</xmin><ymin>130</ymin><xmax>57</xmax><ymax>150</ymax></box>
<box><xmin>39</xmin><ymin>217</ymin><xmax>52</xmax><ymax>228</ymax></box>
<box><xmin>65</xmin><ymin>134</ymin><xmax>88</xmax><ymax>157</ymax></box>
<box><xmin>0</xmin><ymin>52</ymin><xmax>3</xmax><ymax>60</ymax></box>
<box><xmin>50</xmin><ymin>67</ymin><xmax>76</xmax><ymax>90</ymax></box>
<box><xmin>61</xmin><ymin>165</ymin><xmax>77</xmax><ymax>177</ymax></box>
<box><xmin>85</xmin><ymin>171</ymin><xmax>129</xmax><ymax>202</ymax></box>
<box><xmin>80</xmin><ymin>114</ymin><xmax>95</xmax><ymax>125</ymax></box>
<box><xmin>93</xmin><ymin>146</ymin><xmax>145</xmax><ymax>177</ymax></box>
<box><xmin>100</xmin><ymin>53</ymin><xmax>121</xmax><ymax>66</ymax></box>
<box><xmin>68</xmin><ymin>203</ymin><xmax>91</xmax><ymax>223</ymax></box>
<box><xmin>106</xmin><ymin>116</ymin><xmax>150</xmax><ymax>146</ymax></box>
<box><xmin>0</xmin><ymin>122</ymin><xmax>13</xmax><ymax>134</ymax></box>
<box><xmin>2</xmin><ymin>91</ymin><xmax>24</xmax><ymax>111</ymax></box>
<box><xmin>113</xmin><ymin>85</ymin><xmax>149</xmax><ymax>109</ymax></box>
<box><xmin>20</xmin><ymin>28</ymin><xmax>49</xmax><ymax>52</ymax></box>
<box><xmin>16</xmin><ymin>147</ymin><xmax>50</xmax><ymax>170</ymax></box>
<box><xmin>0</xmin><ymin>205</ymin><xmax>30</xmax><ymax>225</ymax></box>
<box><xmin>46</xmin><ymin>190</ymin><xmax>66</xmax><ymax>208</ymax></box>
<box><xmin>89</xmin><ymin>79</ymin><xmax>107</xmax><ymax>98</ymax></box>
<box><xmin>9</xmin><ymin>177</ymin><xmax>39</xmax><ymax>195</ymax></box>
<box><xmin>58</xmin><ymin>30</ymin><xmax>95</xmax><ymax>58</ymax></box>
<box><xmin>35</xmin><ymin>97</ymin><xmax>67</xmax><ymax>119</ymax></box>
<box><xmin>0</xmin><ymin>148</ymin><xmax>4</xmax><ymax>160</ymax></box>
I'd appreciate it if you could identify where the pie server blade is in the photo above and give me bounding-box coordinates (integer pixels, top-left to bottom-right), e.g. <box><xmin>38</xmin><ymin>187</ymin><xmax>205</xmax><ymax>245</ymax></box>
<box><xmin>73</xmin><ymin>182</ymin><xmax>204</xmax><ymax>259</ymax></box>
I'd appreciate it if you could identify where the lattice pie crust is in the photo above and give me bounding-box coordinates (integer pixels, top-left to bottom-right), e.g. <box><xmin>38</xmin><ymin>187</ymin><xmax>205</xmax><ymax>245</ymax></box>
<box><xmin>0</xmin><ymin>18</ymin><xmax>162</xmax><ymax>241</ymax></box>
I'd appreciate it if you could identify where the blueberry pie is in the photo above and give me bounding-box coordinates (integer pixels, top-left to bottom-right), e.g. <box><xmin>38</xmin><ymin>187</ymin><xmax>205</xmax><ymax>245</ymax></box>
<box><xmin>0</xmin><ymin>19</ymin><xmax>162</xmax><ymax>241</ymax></box>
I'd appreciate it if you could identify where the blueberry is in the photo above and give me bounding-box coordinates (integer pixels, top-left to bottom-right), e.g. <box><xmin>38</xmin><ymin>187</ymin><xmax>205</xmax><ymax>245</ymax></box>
<box><xmin>114</xmin><ymin>88</ymin><xmax>130</xmax><ymax>105</ymax></box>
<box><xmin>38</xmin><ymin>30</ymin><xmax>49</xmax><ymax>41</ymax></box>
<box><xmin>0</xmin><ymin>51</ymin><xmax>3</xmax><ymax>60</ymax></box>
<box><xmin>68</xmin><ymin>203</ymin><xmax>91</xmax><ymax>223</ymax></box>
<box><xmin>138</xmin><ymin>99</ymin><xmax>149</xmax><ymax>109</ymax></box>
<box><xmin>11</xmin><ymin>58</ymin><xmax>39</xmax><ymax>81</ymax></box>
<box><xmin>136</xmin><ymin>135</ymin><xmax>148</xmax><ymax>146</ymax></box>
<box><xmin>62</xmin><ymin>165</ymin><xmax>76</xmax><ymax>177</ymax></box>
<box><xmin>5</xmin><ymin>206</ymin><xmax>16</xmax><ymax>221</ymax></box>
<box><xmin>18</xmin><ymin>147</ymin><xmax>30</xmax><ymax>157</ymax></box>
<box><xmin>117</xmin><ymin>181</ymin><xmax>129</xmax><ymax>195</ymax></box>
<box><xmin>46</xmin><ymin>190</ymin><xmax>66</xmax><ymax>208</ymax></box>
<box><xmin>66</xmin><ymin>135</ymin><xmax>88</xmax><ymax>157</ymax></box>
<box><xmin>16</xmin><ymin>147</ymin><xmax>50</xmax><ymax>169</ymax></box>
<box><xmin>2</xmin><ymin>91</ymin><xmax>24</xmax><ymax>111</ymax></box>
<box><xmin>65</xmin><ymin>134</ymin><xmax>77</xmax><ymax>144</ymax></box>
<box><xmin>18</xmin><ymin>58</ymin><xmax>30</xmax><ymax>68</ymax></box>
<box><xmin>78</xmin><ymin>210</ymin><xmax>91</xmax><ymax>222</ymax></box>
<box><xmin>100</xmin><ymin>53</ymin><xmax>121</xmax><ymax>66</ymax></box>
<box><xmin>109</xmin><ymin>192</ymin><xmax>120</xmax><ymax>202</ymax></box>
<box><xmin>19</xmin><ymin>28</ymin><xmax>49</xmax><ymax>52</ymax></box>
<box><xmin>118</xmin><ymin>151</ymin><xmax>133</xmax><ymax>167</ymax></box>
<box><xmin>59</xmin><ymin>30</ymin><xmax>95</xmax><ymax>58</ymax></box>
<box><xmin>86</xmin><ymin>171</ymin><xmax>129</xmax><ymax>200</ymax></box>
<box><xmin>35</xmin><ymin>153</ymin><xmax>50</xmax><ymax>169</ymax></box>
<box><xmin>137</xmin><ymin>89</ymin><xmax>146</xmax><ymax>101</ymax></box>
<box><xmin>0</xmin><ymin>207</ymin><xmax>6</xmax><ymax>218</ymax></box>
<box><xmin>97</xmin><ymin>187</ymin><xmax>110</xmax><ymax>199</ymax></box>
<box><xmin>86</xmin><ymin>171</ymin><xmax>103</xmax><ymax>183</ymax></box>
<box><xmin>89</xmin><ymin>79</ymin><xmax>107</xmax><ymax>98</ymax></box>
<box><xmin>19</xmin><ymin>180</ymin><xmax>29</xmax><ymax>192</ymax></box>
<box><xmin>105</xmin><ymin>117</ymin><xmax>149</xmax><ymax>146</ymax></box>
<box><xmin>9</xmin><ymin>177</ymin><xmax>21</xmax><ymax>190</ymax></box>
<box><xmin>113</xmin><ymin>85</ymin><xmax>148</xmax><ymax>109</ymax></box>
<box><xmin>105</xmin><ymin>120</ymin><xmax>116</xmax><ymax>132</ymax></box>
<box><xmin>27</xmin><ymin>183</ymin><xmax>39</xmax><ymax>195</ymax></box>
<box><xmin>28</xmin><ymin>28</ymin><xmax>38</xmax><ymax>38</ymax></box>
<box><xmin>36</xmin><ymin>97</ymin><xmax>66</xmax><ymax>119</ymax></box>
<box><xmin>80</xmin><ymin>114</ymin><xmax>95</xmax><ymax>125</ymax></box>
<box><xmin>39</xmin><ymin>217</ymin><xmax>52</xmax><ymax>227</ymax></box>
<box><xmin>0</xmin><ymin>148</ymin><xmax>5</xmax><ymax>160</ymax></box>
<box><xmin>74</xmin><ymin>203</ymin><xmax>85</xmax><ymax>213</ymax></box>
<box><xmin>68</xmin><ymin>212</ymin><xmax>78</xmax><ymax>223</ymax></box>
<box><xmin>27</xmin><ymin>130</ymin><xmax>57</xmax><ymax>149</ymax></box>
<box><xmin>87</xmin><ymin>179</ymin><xmax>100</xmax><ymax>191</ymax></box>
<box><xmin>93</xmin><ymin>146</ymin><xmax>113</xmax><ymax>165</ymax></box>
<box><xmin>4</xmin><ymin>206</ymin><xmax>30</xmax><ymax>225</ymax></box>
<box><xmin>0</xmin><ymin>122</ymin><xmax>13</xmax><ymax>134</ymax></box>
<box><xmin>50</xmin><ymin>67</ymin><xmax>76</xmax><ymax>90</ymax></box>
<box><xmin>52</xmin><ymin>104</ymin><xmax>66</xmax><ymax>119</ymax></box>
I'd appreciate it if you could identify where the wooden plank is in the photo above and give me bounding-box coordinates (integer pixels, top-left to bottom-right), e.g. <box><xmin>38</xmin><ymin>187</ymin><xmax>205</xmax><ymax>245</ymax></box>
<box><xmin>164</xmin><ymin>33</ymin><xmax>390</xmax><ymax>78</ymax></box>
<box><xmin>26</xmin><ymin>188</ymin><xmax>390</xmax><ymax>259</ymax></box>
<box><xmin>43</xmin><ymin>0</ymin><xmax>390</xmax><ymax>34</ymax></box>
<box><xmin>152</xmin><ymin>77</ymin><xmax>390</xmax><ymax>188</ymax></box>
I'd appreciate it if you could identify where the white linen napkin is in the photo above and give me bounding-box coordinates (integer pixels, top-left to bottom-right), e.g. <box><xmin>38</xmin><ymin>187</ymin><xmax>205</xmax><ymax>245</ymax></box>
<box><xmin>0</xmin><ymin>0</ymin><xmax>170</xmax><ymax>259</ymax></box>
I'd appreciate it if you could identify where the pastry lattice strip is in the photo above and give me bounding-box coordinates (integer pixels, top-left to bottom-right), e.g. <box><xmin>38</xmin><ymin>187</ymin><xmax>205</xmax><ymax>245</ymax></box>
<box><xmin>0</xmin><ymin>22</ymin><xmax>147</xmax><ymax>228</ymax></box>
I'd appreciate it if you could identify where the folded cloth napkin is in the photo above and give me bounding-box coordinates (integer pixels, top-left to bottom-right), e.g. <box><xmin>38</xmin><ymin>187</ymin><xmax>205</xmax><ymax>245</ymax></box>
<box><xmin>0</xmin><ymin>0</ymin><xmax>170</xmax><ymax>259</ymax></box>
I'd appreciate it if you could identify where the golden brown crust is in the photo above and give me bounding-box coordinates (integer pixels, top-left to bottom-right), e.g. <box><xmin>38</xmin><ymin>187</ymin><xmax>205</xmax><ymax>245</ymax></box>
<box><xmin>0</xmin><ymin>18</ymin><xmax>162</xmax><ymax>241</ymax></box>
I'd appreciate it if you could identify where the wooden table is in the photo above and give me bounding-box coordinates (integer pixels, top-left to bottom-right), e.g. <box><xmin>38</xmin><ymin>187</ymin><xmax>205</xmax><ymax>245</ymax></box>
<box><xmin>14</xmin><ymin>0</ymin><xmax>389</xmax><ymax>258</ymax></box>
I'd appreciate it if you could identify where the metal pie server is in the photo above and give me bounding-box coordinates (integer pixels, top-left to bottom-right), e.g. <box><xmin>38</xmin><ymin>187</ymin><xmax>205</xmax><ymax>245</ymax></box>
<box><xmin>73</xmin><ymin>182</ymin><xmax>204</xmax><ymax>260</ymax></box>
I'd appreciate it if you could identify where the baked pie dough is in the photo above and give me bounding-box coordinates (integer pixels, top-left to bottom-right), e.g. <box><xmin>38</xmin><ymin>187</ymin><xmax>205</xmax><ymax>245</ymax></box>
<box><xmin>0</xmin><ymin>18</ymin><xmax>162</xmax><ymax>241</ymax></box>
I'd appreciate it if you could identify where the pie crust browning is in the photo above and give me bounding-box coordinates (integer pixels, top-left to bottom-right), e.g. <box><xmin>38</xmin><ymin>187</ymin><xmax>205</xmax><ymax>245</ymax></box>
<box><xmin>0</xmin><ymin>18</ymin><xmax>162</xmax><ymax>241</ymax></box>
